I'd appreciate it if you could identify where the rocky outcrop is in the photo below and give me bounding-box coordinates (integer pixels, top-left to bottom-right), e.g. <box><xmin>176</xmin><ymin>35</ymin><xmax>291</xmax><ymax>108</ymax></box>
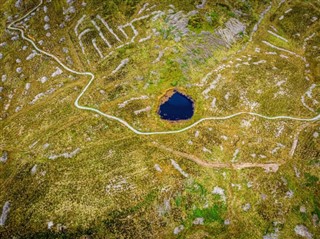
<box><xmin>215</xmin><ymin>18</ymin><xmax>246</xmax><ymax>47</ymax></box>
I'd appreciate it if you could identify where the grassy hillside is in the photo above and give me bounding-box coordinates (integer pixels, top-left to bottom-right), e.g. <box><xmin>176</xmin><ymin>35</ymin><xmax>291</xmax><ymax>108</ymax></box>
<box><xmin>0</xmin><ymin>0</ymin><xmax>319</xmax><ymax>238</ymax></box>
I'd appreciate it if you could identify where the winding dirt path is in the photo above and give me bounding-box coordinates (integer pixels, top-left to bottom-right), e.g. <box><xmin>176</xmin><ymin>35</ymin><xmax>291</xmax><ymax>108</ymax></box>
<box><xmin>153</xmin><ymin>142</ymin><xmax>283</xmax><ymax>172</ymax></box>
<box><xmin>7</xmin><ymin>0</ymin><xmax>320</xmax><ymax>136</ymax></box>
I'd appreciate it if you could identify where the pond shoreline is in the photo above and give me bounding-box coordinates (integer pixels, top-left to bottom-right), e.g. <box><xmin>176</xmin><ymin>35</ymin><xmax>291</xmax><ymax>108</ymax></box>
<box><xmin>158</xmin><ymin>88</ymin><xmax>195</xmax><ymax>122</ymax></box>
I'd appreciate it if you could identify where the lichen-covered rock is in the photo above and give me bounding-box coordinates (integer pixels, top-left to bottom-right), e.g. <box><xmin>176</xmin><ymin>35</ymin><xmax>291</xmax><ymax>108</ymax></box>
<box><xmin>16</xmin><ymin>67</ymin><xmax>22</xmax><ymax>74</ymax></box>
<box><xmin>215</xmin><ymin>18</ymin><xmax>246</xmax><ymax>47</ymax></box>
<box><xmin>44</xmin><ymin>23</ymin><xmax>50</xmax><ymax>31</ymax></box>
<box><xmin>51</xmin><ymin>67</ymin><xmax>63</xmax><ymax>77</ymax></box>
<box><xmin>0</xmin><ymin>151</ymin><xmax>8</xmax><ymax>163</ymax></box>
<box><xmin>26</xmin><ymin>51</ymin><xmax>37</xmax><ymax>60</ymax></box>
<box><xmin>154</xmin><ymin>164</ymin><xmax>162</xmax><ymax>172</ymax></box>
<box><xmin>15</xmin><ymin>0</ymin><xmax>22</xmax><ymax>8</ymax></box>
<box><xmin>212</xmin><ymin>186</ymin><xmax>226</xmax><ymax>202</ymax></box>
<box><xmin>263</xmin><ymin>232</ymin><xmax>278</xmax><ymax>239</ymax></box>
<box><xmin>294</xmin><ymin>225</ymin><xmax>313</xmax><ymax>239</ymax></box>
<box><xmin>242</xmin><ymin>203</ymin><xmax>251</xmax><ymax>211</ymax></box>
<box><xmin>173</xmin><ymin>225</ymin><xmax>184</xmax><ymax>235</ymax></box>
<box><xmin>39</xmin><ymin>76</ymin><xmax>48</xmax><ymax>83</ymax></box>
<box><xmin>193</xmin><ymin>217</ymin><xmax>204</xmax><ymax>225</ymax></box>
<box><xmin>31</xmin><ymin>165</ymin><xmax>37</xmax><ymax>175</ymax></box>
<box><xmin>0</xmin><ymin>201</ymin><xmax>10</xmax><ymax>226</ymax></box>
<box><xmin>47</xmin><ymin>221</ymin><xmax>54</xmax><ymax>229</ymax></box>
<box><xmin>48</xmin><ymin>148</ymin><xmax>80</xmax><ymax>160</ymax></box>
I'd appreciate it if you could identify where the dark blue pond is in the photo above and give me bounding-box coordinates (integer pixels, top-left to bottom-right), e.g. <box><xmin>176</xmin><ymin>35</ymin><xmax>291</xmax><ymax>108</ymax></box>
<box><xmin>158</xmin><ymin>91</ymin><xmax>194</xmax><ymax>121</ymax></box>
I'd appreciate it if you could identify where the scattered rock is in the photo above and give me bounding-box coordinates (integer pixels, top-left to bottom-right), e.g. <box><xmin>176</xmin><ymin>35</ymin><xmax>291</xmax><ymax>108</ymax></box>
<box><xmin>196</xmin><ymin>0</ymin><xmax>207</xmax><ymax>9</ymax></box>
<box><xmin>62</xmin><ymin>47</ymin><xmax>69</xmax><ymax>53</ymax></box>
<box><xmin>231</xmin><ymin>148</ymin><xmax>240</xmax><ymax>162</ymax></box>
<box><xmin>105</xmin><ymin>175</ymin><xmax>135</xmax><ymax>194</ymax></box>
<box><xmin>39</xmin><ymin>76</ymin><xmax>48</xmax><ymax>83</ymax></box>
<box><xmin>158</xmin><ymin>198</ymin><xmax>171</xmax><ymax>216</ymax></box>
<box><xmin>29</xmin><ymin>87</ymin><xmax>57</xmax><ymax>104</ymax></box>
<box><xmin>152</xmin><ymin>48</ymin><xmax>168</xmax><ymax>64</ymax></box>
<box><xmin>118</xmin><ymin>95</ymin><xmax>149</xmax><ymax>108</ymax></box>
<box><xmin>59</xmin><ymin>37</ymin><xmax>66</xmax><ymax>43</ymax></box>
<box><xmin>261</xmin><ymin>194</ymin><xmax>267</xmax><ymax>201</ymax></box>
<box><xmin>216</xmin><ymin>18</ymin><xmax>246</xmax><ymax>47</ymax></box>
<box><xmin>300</xmin><ymin>205</ymin><xmax>306</xmax><ymax>213</ymax></box>
<box><xmin>154</xmin><ymin>164</ymin><xmax>162</xmax><ymax>172</ymax></box>
<box><xmin>56</xmin><ymin>224</ymin><xmax>67</xmax><ymax>232</ymax></box>
<box><xmin>231</xmin><ymin>183</ymin><xmax>241</xmax><ymax>190</ymax></box>
<box><xmin>26</xmin><ymin>51</ymin><xmax>38</xmax><ymax>60</ymax></box>
<box><xmin>134</xmin><ymin>106</ymin><xmax>151</xmax><ymax>115</ymax></box>
<box><xmin>165</xmin><ymin>10</ymin><xmax>193</xmax><ymax>39</ymax></box>
<box><xmin>15</xmin><ymin>0</ymin><xmax>22</xmax><ymax>8</ymax></box>
<box><xmin>135</xmin><ymin>76</ymin><xmax>144</xmax><ymax>81</ymax></box>
<box><xmin>0</xmin><ymin>202</ymin><xmax>10</xmax><ymax>226</ymax></box>
<box><xmin>263</xmin><ymin>232</ymin><xmax>279</xmax><ymax>239</ymax></box>
<box><xmin>311</xmin><ymin>16</ymin><xmax>318</xmax><ymax>23</ymax></box>
<box><xmin>253</xmin><ymin>60</ymin><xmax>266</xmax><ymax>65</ymax></box>
<box><xmin>51</xmin><ymin>67</ymin><xmax>63</xmax><ymax>77</ymax></box>
<box><xmin>31</xmin><ymin>165</ymin><xmax>37</xmax><ymax>175</ymax></box>
<box><xmin>151</xmin><ymin>10</ymin><xmax>165</xmax><ymax>22</ymax></box>
<box><xmin>294</xmin><ymin>166</ymin><xmax>300</xmax><ymax>178</ymax></box>
<box><xmin>242</xmin><ymin>203</ymin><xmax>251</xmax><ymax>211</ymax></box>
<box><xmin>48</xmin><ymin>221</ymin><xmax>54</xmax><ymax>229</ymax></box>
<box><xmin>2</xmin><ymin>74</ymin><xmax>7</xmax><ymax>82</ymax></box>
<box><xmin>193</xmin><ymin>217</ymin><xmax>204</xmax><ymax>225</ymax></box>
<box><xmin>16</xmin><ymin>67</ymin><xmax>22</xmax><ymax>74</ymax></box>
<box><xmin>202</xmin><ymin>147</ymin><xmax>212</xmax><ymax>153</ymax></box>
<box><xmin>173</xmin><ymin>225</ymin><xmax>184</xmax><ymax>235</ymax></box>
<box><xmin>112</xmin><ymin>58</ymin><xmax>129</xmax><ymax>74</ymax></box>
<box><xmin>212</xmin><ymin>186</ymin><xmax>226</xmax><ymax>202</ymax></box>
<box><xmin>171</xmin><ymin>159</ymin><xmax>188</xmax><ymax>178</ymax></box>
<box><xmin>44</xmin><ymin>23</ymin><xmax>50</xmax><ymax>31</ymax></box>
<box><xmin>285</xmin><ymin>190</ymin><xmax>294</xmax><ymax>198</ymax></box>
<box><xmin>264</xmin><ymin>164</ymin><xmax>279</xmax><ymax>173</ymax></box>
<box><xmin>0</xmin><ymin>151</ymin><xmax>8</xmax><ymax>163</ymax></box>
<box><xmin>15</xmin><ymin>106</ymin><xmax>22</xmax><ymax>112</ymax></box>
<box><xmin>25</xmin><ymin>83</ymin><xmax>31</xmax><ymax>91</ymax></box>
<box><xmin>294</xmin><ymin>225</ymin><xmax>313</xmax><ymax>239</ymax></box>
<box><xmin>312</xmin><ymin>214</ymin><xmax>319</xmax><ymax>227</ymax></box>
<box><xmin>139</xmin><ymin>35</ymin><xmax>152</xmax><ymax>43</ymax></box>
<box><xmin>49</xmin><ymin>148</ymin><xmax>80</xmax><ymax>160</ymax></box>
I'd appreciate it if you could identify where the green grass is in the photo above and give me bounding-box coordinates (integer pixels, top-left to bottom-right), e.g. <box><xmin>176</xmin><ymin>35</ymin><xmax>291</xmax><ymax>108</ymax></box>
<box><xmin>192</xmin><ymin>204</ymin><xmax>225</xmax><ymax>224</ymax></box>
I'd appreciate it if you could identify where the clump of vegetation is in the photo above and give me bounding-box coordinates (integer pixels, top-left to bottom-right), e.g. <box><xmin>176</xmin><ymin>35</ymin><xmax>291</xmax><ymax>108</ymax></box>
<box><xmin>192</xmin><ymin>204</ymin><xmax>225</xmax><ymax>223</ymax></box>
